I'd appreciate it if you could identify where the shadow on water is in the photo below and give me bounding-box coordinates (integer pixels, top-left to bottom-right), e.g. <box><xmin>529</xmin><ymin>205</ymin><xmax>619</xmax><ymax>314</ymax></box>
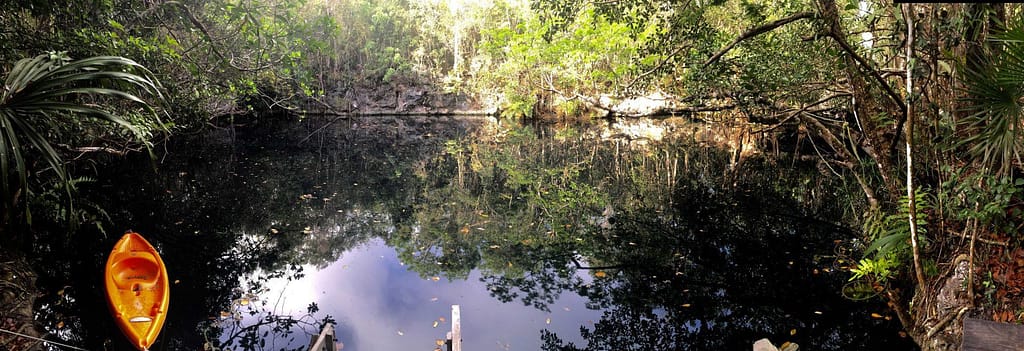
<box><xmin>27</xmin><ymin>115</ymin><xmax>917</xmax><ymax>350</ymax></box>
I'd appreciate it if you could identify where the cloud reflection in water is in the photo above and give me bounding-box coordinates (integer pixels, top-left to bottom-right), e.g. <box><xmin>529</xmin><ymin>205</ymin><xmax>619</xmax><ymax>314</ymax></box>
<box><xmin>248</xmin><ymin>238</ymin><xmax>602</xmax><ymax>350</ymax></box>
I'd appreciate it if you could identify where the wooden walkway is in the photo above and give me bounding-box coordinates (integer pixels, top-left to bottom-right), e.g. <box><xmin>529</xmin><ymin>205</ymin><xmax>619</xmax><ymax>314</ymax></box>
<box><xmin>307</xmin><ymin>305</ymin><xmax>462</xmax><ymax>351</ymax></box>
<box><xmin>962</xmin><ymin>318</ymin><xmax>1024</xmax><ymax>351</ymax></box>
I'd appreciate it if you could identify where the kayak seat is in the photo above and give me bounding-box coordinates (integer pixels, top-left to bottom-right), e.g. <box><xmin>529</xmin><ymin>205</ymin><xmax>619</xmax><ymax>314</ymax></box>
<box><xmin>110</xmin><ymin>252</ymin><xmax>161</xmax><ymax>291</ymax></box>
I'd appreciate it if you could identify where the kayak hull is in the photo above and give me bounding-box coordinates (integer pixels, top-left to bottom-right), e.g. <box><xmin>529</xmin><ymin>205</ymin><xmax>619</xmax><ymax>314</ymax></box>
<box><xmin>105</xmin><ymin>232</ymin><xmax>169</xmax><ymax>350</ymax></box>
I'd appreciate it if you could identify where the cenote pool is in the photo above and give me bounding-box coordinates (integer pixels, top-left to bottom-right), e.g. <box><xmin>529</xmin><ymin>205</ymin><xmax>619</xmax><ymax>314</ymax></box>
<box><xmin>29</xmin><ymin>115</ymin><xmax>919</xmax><ymax>350</ymax></box>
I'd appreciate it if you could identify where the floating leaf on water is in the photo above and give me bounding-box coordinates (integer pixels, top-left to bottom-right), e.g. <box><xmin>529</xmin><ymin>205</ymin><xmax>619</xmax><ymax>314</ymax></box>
<box><xmin>681</xmin><ymin>303</ymin><xmax>691</xmax><ymax>308</ymax></box>
<box><xmin>270</xmin><ymin>228</ymin><xmax>279</xmax><ymax>234</ymax></box>
<box><xmin>436</xmin><ymin>339</ymin><xmax>445</xmax><ymax>346</ymax></box>
<box><xmin>439</xmin><ymin>317</ymin><xmax>446</xmax><ymax>322</ymax></box>
<box><xmin>885</xmin><ymin>316</ymin><xmax>892</xmax><ymax>321</ymax></box>
<box><xmin>174</xmin><ymin>279</ymin><xmax>181</xmax><ymax>284</ymax></box>
<box><xmin>870</xmin><ymin>313</ymin><xmax>883</xmax><ymax>319</ymax></box>
<box><xmin>220</xmin><ymin>311</ymin><xmax>231</xmax><ymax>318</ymax></box>
<box><xmin>489</xmin><ymin>245</ymin><xmax>501</xmax><ymax>249</ymax></box>
<box><xmin>594</xmin><ymin>271</ymin><xmax>607</xmax><ymax>278</ymax></box>
<box><xmin>814</xmin><ymin>311</ymin><xmax>823</xmax><ymax>315</ymax></box>
<box><xmin>302</xmin><ymin>227</ymin><xmax>312</xmax><ymax>234</ymax></box>
<box><xmin>898</xmin><ymin>331</ymin><xmax>907</xmax><ymax>338</ymax></box>
<box><xmin>431</xmin><ymin>276</ymin><xmax>441</xmax><ymax>281</ymax></box>
<box><xmin>545</xmin><ymin>317</ymin><xmax>551</xmax><ymax>324</ymax></box>
<box><xmin>780</xmin><ymin>341</ymin><xmax>792</xmax><ymax>350</ymax></box>
<box><xmin>396</xmin><ymin>330</ymin><xmax>404</xmax><ymax>336</ymax></box>
<box><xmin>57</xmin><ymin>321</ymin><xmax>64</xmax><ymax>329</ymax></box>
<box><xmin>433</xmin><ymin>321</ymin><xmax>439</xmax><ymax>328</ymax></box>
<box><xmin>430</xmin><ymin>297</ymin><xmax>439</xmax><ymax>302</ymax></box>
<box><xmin>790</xmin><ymin>328</ymin><xmax>796</xmax><ymax>335</ymax></box>
<box><xmin>563</xmin><ymin>307</ymin><xmax>571</xmax><ymax>312</ymax></box>
<box><xmin>239</xmin><ymin>298</ymin><xmax>250</xmax><ymax>306</ymax></box>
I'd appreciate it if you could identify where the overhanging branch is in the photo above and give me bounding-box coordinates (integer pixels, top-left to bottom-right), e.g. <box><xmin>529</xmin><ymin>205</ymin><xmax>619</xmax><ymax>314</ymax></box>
<box><xmin>704</xmin><ymin>11</ymin><xmax>815</xmax><ymax>67</ymax></box>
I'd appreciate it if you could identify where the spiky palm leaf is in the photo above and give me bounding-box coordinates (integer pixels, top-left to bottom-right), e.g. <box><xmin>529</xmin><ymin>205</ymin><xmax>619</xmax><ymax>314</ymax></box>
<box><xmin>0</xmin><ymin>53</ymin><xmax>165</xmax><ymax>222</ymax></box>
<box><xmin>959</xmin><ymin>22</ymin><xmax>1024</xmax><ymax>177</ymax></box>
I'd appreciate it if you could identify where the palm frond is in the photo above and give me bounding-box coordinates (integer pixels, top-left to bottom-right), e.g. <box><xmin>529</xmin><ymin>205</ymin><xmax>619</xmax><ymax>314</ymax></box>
<box><xmin>957</xmin><ymin>21</ymin><xmax>1024</xmax><ymax>177</ymax></box>
<box><xmin>0</xmin><ymin>53</ymin><xmax>165</xmax><ymax>223</ymax></box>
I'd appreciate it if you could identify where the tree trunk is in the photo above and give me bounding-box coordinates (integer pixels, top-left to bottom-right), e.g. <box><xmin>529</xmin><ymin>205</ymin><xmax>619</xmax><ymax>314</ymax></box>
<box><xmin>815</xmin><ymin>0</ymin><xmax>903</xmax><ymax>197</ymax></box>
<box><xmin>903</xmin><ymin>3</ymin><xmax>927</xmax><ymax>298</ymax></box>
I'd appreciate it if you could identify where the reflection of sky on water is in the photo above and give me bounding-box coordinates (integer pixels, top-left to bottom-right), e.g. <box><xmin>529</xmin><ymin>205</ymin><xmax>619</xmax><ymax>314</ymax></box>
<box><xmin>246</xmin><ymin>238</ymin><xmax>602</xmax><ymax>351</ymax></box>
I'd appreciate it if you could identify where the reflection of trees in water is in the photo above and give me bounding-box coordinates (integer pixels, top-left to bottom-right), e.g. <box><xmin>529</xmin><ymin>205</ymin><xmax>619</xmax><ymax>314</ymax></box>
<box><xmin>42</xmin><ymin>116</ymin><xmax>483</xmax><ymax>350</ymax></box>
<box><xmin>396</xmin><ymin>123</ymin><xmax>914</xmax><ymax>350</ymax></box>
<box><xmin>34</xmin><ymin>117</ymin><xmax>913</xmax><ymax>350</ymax></box>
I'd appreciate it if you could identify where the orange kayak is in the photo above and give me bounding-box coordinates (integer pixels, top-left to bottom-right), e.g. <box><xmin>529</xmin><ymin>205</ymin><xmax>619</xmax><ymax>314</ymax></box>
<box><xmin>105</xmin><ymin>232</ymin><xmax>170</xmax><ymax>350</ymax></box>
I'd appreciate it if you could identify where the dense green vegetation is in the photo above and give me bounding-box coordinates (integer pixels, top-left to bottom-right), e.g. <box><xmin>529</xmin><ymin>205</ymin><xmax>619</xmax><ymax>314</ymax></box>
<box><xmin>4</xmin><ymin>0</ymin><xmax>1024</xmax><ymax>349</ymax></box>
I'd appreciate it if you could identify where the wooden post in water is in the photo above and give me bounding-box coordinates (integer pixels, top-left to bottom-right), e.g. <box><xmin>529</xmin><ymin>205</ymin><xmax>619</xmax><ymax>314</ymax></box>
<box><xmin>451</xmin><ymin>305</ymin><xmax>462</xmax><ymax>351</ymax></box>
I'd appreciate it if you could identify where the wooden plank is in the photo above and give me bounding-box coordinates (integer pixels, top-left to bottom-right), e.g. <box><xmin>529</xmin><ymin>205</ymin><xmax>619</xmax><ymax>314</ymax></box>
<box><xmin>452</xmin><ymin>305</ymin><xmax>462</xmax><ymax>351</ymax></box>
<box><xmin>308</xmin><ymin>323</ymin><xmax>336</xmax><ymax>351</ymax></box>
<box><xmin>962</xmin><ymin>318</ymin><xmax>1024</xmax><ymax>351</ymax></box>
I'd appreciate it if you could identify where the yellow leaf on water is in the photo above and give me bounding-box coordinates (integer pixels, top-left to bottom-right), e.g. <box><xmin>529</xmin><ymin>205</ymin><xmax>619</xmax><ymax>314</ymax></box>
<box><xmin>431</xmin><ymin>276</ymin><xmax>441</xmax><ymax>281</ymax></box>
<box><xmin>780</xmin><ymin>341</ymin><xmax>792</xmax><ymax>350</ymax></box>
<box><xmin>790</xmin><ymin>328</ymin><xmax>796</xmax><ymax>335</ymax></box>
<box><xmin>436</xmin><ymin>339</ymin><xmax>445</xmax><ymax>346</ymax></box>
<box><xmin>57</xmin><ymin>321</ymin><xmax>64</xmax><ymax>329</ymax></box>
<box><xmin>681</xmin><ymin>303</ymin><xmax>691</xmax><ymax>308</ymax></box>
<box><xmin>870</xmin><ymin>313</ymin><xmax>883</xmax><ymax>319</ymax></box>
<box><xmin>594</xmin><ymin>271</ymin><xmax>607</xmax><ymax>278</ymax></box>
<box><xmin>220</xmin><ymin>311</ymin><xmax>231</xmax><ymax>318</ymax></box>
<box><xmin>239</xmin><ymin>298</ymin><xmax>250</xmax><ymax>306</ymax></box>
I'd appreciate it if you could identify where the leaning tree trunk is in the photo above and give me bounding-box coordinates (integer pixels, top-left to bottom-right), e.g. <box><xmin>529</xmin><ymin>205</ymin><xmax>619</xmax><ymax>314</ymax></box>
<box><xmin>816</xmin><ymin>0</ymin><xmax>904</xmax><ymax>198</ymax></box>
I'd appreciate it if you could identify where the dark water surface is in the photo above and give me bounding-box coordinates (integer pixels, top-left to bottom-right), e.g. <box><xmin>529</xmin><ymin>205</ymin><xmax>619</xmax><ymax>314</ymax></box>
<box><xmin>31</xmin><ymin>116</ymin><xmax>918</xmax><ymax>350</ymax></box>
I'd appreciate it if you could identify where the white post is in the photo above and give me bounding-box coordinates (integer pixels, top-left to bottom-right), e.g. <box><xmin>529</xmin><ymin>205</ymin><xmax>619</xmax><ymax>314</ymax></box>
<box><xmin>451</xmin><ymin>305</ymin><xmax>461</xmax><ymax>351</ymax></box>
